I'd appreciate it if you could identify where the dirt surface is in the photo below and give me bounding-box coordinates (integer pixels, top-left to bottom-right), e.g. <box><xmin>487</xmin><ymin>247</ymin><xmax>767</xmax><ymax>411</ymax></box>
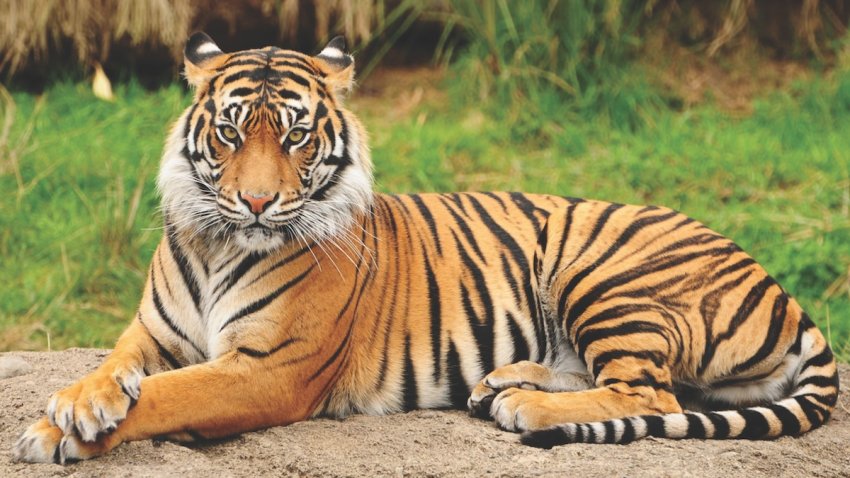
<box><xmin>1</xmin><ymin>349</ymin><xmax>848</xmax><ymax>477</ymax></box>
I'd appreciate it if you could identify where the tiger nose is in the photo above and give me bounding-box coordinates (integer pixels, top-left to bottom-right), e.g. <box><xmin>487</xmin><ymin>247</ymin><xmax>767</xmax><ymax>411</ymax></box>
<box><xmin>238</xmin><ymin>191</ymin><xmax>277</xmax><ymax>214</ymax></box>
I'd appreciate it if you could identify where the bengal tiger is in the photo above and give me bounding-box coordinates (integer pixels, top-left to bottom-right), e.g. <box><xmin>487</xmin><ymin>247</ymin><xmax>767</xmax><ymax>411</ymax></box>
<box><xmin>13</xmin><ymin>33</ymin><xmax>839</xmax><ymax>463</ymax></box>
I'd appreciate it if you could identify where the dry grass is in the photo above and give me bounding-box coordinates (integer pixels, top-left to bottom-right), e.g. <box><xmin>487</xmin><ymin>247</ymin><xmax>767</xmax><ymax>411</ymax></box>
<box><xmin>0</xmin><ymin>0</ymin><xmax>413</xmax><ymax>77</ymax></box>
<box><xmin>2</xmin><ymin>1</ymin><xmax>848</xmax><ymax>79</ymax></box>
<box><xmin>646</xmin><ymin>0</ymin><xmax>848</xmax><ymax>58</ymax></box>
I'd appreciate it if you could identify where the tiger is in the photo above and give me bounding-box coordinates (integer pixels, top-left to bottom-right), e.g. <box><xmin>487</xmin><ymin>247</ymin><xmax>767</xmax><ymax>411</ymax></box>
<box><xmin>13</xmin><ymin>32</ymin><xmax>839</xmax><ymax>464</ymax></box>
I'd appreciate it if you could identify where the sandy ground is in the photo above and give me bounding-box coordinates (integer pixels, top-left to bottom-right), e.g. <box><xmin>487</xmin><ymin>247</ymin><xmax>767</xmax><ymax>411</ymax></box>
<box><xmin>1</xmin><ymin>349</ymin><xmax>848</xmax><ymax>477</ymax></box>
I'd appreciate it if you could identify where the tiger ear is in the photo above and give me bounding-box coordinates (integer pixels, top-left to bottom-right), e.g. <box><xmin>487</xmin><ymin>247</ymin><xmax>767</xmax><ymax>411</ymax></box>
<box><xmin>184</xmin><ymin>32</ymin><xmax>228</xmax><ymax>88</ymax></box>
<box><xmin>314</xmin><ymin>36</ymin><xmax>355</xmax><ymax>96</ymax></box>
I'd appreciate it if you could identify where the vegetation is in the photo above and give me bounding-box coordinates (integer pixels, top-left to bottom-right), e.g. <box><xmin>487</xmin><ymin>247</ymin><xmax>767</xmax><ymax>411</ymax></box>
<box><xmin>0</xmin><ymin>0</ymin><xmax>427</xmax><ymax>79</ymax></box>
<box><xmin>0</xmin><ymin>1</ymin><xmax>848</xmax><ymax>360</ymax></box>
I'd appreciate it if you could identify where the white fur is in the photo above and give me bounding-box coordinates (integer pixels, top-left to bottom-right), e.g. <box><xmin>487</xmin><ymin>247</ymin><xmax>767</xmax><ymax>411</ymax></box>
<box><xmin>319</xmin><ymin>47</ymin><xmax>344</xmax><ymax>59</ymax></box>
<box><xmin>662</xmin><ymin>413</ymin><xmax>690</xmax><ymax>438</ymax></box>
<box><xmin>195</xmin><ymin>42</ymin><xmax>222</xmax><ymax>55</ymax></box>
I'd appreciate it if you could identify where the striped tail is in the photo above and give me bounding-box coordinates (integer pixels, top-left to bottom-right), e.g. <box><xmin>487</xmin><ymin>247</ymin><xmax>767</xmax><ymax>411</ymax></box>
<box><xmin>522</xmin><ymin>324</ymin><xmax>839</xmax><ymax>447</ymax></box>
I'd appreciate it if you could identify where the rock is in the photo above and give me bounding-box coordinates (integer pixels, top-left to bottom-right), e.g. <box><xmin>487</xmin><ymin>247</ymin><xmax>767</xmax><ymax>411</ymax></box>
<box><xmin>0</xmin><ymin>355</ymin><xmax>32</xmax><ymax>379</ymax></box>
<box><xmin>0</xmin><ymin>355</ymin><xmax>32</xmax><ymax>380</ymax></box>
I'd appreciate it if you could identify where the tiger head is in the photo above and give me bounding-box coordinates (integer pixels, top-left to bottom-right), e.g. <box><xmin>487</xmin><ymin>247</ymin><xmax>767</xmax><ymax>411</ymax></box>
<box><xmin>158</xmin><ymin>33</ymin><xmax>373</xmax><ymax>252</ymax></box>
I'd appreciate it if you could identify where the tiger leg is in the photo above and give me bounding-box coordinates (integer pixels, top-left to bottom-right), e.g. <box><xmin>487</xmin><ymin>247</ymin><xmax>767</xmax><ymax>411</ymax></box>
<box><xmin>13</xmin><ymin>318</ymin><xmax>174</xmax><ymax>463</ymax></box>
<box><xmin>49</xmin><ymin>320</ymin><xmax>161</xmax><ymax>440</ymax></box>
<box><xmin>490</xmin><ymin>354</ymin><xmax>683</xmax><ymax>432</ymax></box>
<box><xmin>13</xmin><ymin>351</ymin><xmax>323</xmax><ymax>463</ymax></box>
<box><xmin>467</xmin><ymin>361</ymin><xmax>593</xmax><ymax>418</ymax></box>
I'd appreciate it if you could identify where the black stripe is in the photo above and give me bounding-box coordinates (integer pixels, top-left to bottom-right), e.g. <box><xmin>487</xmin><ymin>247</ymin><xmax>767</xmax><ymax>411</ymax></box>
<box><xmin>462</xmin><ymin>283</ymin><xmax>494</xmax><ymax>375</ymax></box>
<box><xmin>237</xmin><ymin>337</ymin><xmax>302</xmax><ymax>358</ymax></box>
<box><xmin>212</xmin><ymin>251</ymin><xmax>269</xmax><ymax>303</ymax></box>
<box><xmin>644</xmin><ymin>231</ymin><xmax>729</xmax><ymax>262</ymax></box>
<box><xmin>278</xmin><ymin>89</ymin><xmax>302</xmax><ymax>101</ymax></box>
<box><xmin>731</xmin><ymin>293</ymin><xmax>789</xmax><ymax>374</ymax></box>
<box><xmin>166</xmin><ymin>228</ymin><xmax>203</xmax><ymax>314</ymax></box>
<box><xmin>738</xmin><ymin>409</ymin><xmax>771</xmax><ymax>439</ymax></box>
<box><xmin>644</xmin><ymin>415</ymin><xmax>665</xmax><ymax>437</ymax></box>
<box><xmin>795</xmin><ymin>375</ymin><xmax>837</xmax><ymax>389</ymax></box>
<box><xmin>247</xmin><ymin>245</ymin><xmax>311</xmax><ymax>286</ymax></box>
<box><xmin>446</xmin><ymin>340</ymin><xmax>469</xmax><ymax>409</ymax></box>
<box><xmin>150</xmin><ymin>272</ymin><xmax>204</xmax><ymax>357</ymax></box>
<box><xmin>575</xmin><ymin>303</ymin><xmax>672</xmax><ymax>338</ymax></box>
<box><xmin>577</xmin><ymin>321</ymin><xmax>668</xmax><ymax>363</ymax></box>
<box><xmin>592</xmin><ymin>350</ymin><xmax>666</xmax><ymax>376</ymax></box>
<box><xmin>548</xmin><ymin>203</ymin><xmax>577</xmax><ymax>285</ymax></box>
<box><xmin>803</xmin><ymin>348</ymin><xmax>835</xmax><ymax>369</ymax></box>
<box><xmin>506</xmin><ymin>312</ymin><xmax>530</xmax><ymax>362</ymax></box>
<box><xmin>424</xmin><ymin>249</ymin><xmax>442</xmax><ymax>380</ymax></box>
<box><xmin>604</xmin><ymin>369</ymin><xmax>674</xmax><ymax>394</ymax></box>
<box><xmin>313</xmin><ymin>101</ymin><xmax>328</xmax><ymax>124</ymax></box>
<box><xmin>308</xmin><ymin>317</ymin><xmax>356</xmax><ymax>382</ymax></box>
<box><xmin>797</xmin><ymin>395</ymin><xmax>825</xmax><ymax>427</ymax></box>
<box><xmin>686</xmin><ymin>414</ymin><xmax>707</xmax><ymax>438</ymax></box>
<box><xmin>567</xmin><ymin>203</ymin><xmax>624</xmax><ymax>269</ymax></box>
<box><xmin>700</xmin><ymin>276</ymin><xmax>775</xmax><ymax>374</ymax></box>
<box><xmin>403</xmin><ymin>335</ymin><xmax>418</xmax><ymax>410</ymax></box>
<box><xmin>585</xmin><ymin>423</ymin><xmax>597</xmax><ymax>443</ymax></box>
<box><xmin>508</xmin><ymin>192</ymin><xmax>547</xmax><ymax>233</ymax></box>
<box><xmin>574</xmin><ymin>422</ymin><xmax>585</xmax><ymax>441</ymax></box>
<box><xmin>603</xmin><ymin>420</ymin><xmax>616</xmax><ymax>443</ymax></box>
<box><xmin>219</xmin><ymin>265</ymin><xmax>314</xmax><ymax>332</ymax></box>
<box><xmin>228</xmin><ymin>87</ymin><xmax>257</xmax><ymax>97</ymax></box>
<box><xmin>281</xmin><ymin>71</ymin><xmax>311</xmax><ymax>88</ymax></box>
<box><xmin>222</xmin><ymin>58</ymin><xmax>267</xmax><ymax>68</ymax></box>
<box><xmin>440</xmin><ymin>196</ymin><xmax>487</xmax><ymax>264</ymax></box>
<box><xmin>706</xmin><ymin>412</ymin><xmax>730</xmax><ymax>438</ymax></box>
<box><xmin>620</xmin><ymin>418</ymin><xmax>636</xmax><ymax>443</ymax></box>
<box><xmin>139</xmin><ymin>314</ymin><xmax>183</xmax><ymax>369</ymax></box>
<box><xmin>410</xmin><ymin>195</ymin><xmax>443</xmax><ymax>256</ymax></box>
<box><xmin>770</xmin><ymin>404</ymin><xmax>802</xmax><ymax>436</ymax></box>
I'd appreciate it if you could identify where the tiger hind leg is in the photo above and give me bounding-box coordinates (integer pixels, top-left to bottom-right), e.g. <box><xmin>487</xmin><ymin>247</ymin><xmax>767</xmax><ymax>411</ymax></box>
<box><xmin>489</xmin><ymin>355</ymin><xmax>683</xmax><ymax>432</ymax></box>
<box><xmin>467</xmin><ymin>360</ymin><xmax>593</xmax><ymax>419</ymax></box>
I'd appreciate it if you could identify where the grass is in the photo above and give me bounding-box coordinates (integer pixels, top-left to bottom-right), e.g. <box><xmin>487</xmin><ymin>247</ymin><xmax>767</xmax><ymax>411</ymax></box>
<box><xmin>1</xmin><ymin>68</ymin><xmax>848</xmax><ymax>360</ymax></box>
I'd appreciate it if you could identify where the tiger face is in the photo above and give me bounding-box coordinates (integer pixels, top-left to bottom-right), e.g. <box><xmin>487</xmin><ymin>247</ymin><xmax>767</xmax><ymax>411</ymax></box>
<box><xmin>158</xmin><ymin>33</ymin><xmax>373</xmax><ymax>252</ymax></box>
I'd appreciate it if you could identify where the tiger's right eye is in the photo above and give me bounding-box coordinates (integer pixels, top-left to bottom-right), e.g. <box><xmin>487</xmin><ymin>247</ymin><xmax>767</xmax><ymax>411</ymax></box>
<box><xmin>220</xmin><ymin>126</ymin><xmax>239</xmax><ymax>141</ymax></box>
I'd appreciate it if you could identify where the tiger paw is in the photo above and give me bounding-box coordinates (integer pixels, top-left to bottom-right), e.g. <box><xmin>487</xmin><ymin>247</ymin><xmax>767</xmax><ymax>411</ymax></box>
<box><xmin>13</xmin><ymin>417</ymin><xmax>115</xmax><ymax>464</ymax></box>
<box><xmin>490</xmin><ymin>388</ymin><xmax>563</xmax><ymax>432</ymax></box>
<box><xmin>467</xmin><ymin>361</ymin><xmax>550</xmax><ymax>418</ymax></box>
<box><xmin>468</xmin><ymin>361</ymin><xmax>591</xmax><ymax>419</ymax></box>
<box><xmin>47</xmin><ymin>365</ymin><xmax>142</xmax><ymax>442</ymax></box>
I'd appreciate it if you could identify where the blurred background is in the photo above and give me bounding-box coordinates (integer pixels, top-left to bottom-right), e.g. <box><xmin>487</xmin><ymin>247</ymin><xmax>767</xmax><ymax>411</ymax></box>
<box><xmin>0</xmin><ymin>0</ymin><xmax>848</xmax><ymax>359</ymax></box>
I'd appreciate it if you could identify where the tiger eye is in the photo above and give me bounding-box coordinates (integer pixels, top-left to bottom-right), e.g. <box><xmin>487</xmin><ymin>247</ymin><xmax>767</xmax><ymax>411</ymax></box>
<box><xmin>221</xmin><ymin>126</ymin><xmax>239</xmax><ymax>141</ymax></box>
<box><xmin>288</xmin><ymin>129</ymin><xmax>305</xmax><ymax>143</ymax></box>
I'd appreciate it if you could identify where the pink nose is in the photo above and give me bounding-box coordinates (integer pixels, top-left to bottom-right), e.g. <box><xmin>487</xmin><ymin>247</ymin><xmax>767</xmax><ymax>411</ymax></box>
<box><xmin>239</xmin><ymin>191</ymin><xmax>277</xmax><ymax>214</ymax></box>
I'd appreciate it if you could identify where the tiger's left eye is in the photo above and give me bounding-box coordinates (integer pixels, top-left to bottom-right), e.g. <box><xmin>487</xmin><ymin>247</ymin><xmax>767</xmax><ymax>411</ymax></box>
<box><xmin>287</xmin><ymin>129</ymin><xmax>305</xmax><ymax>143</ymax></box>
<box><xmin>221</xmin><ymin>126</ymin><xmax>239</xmax><ymax>141</ymax></box>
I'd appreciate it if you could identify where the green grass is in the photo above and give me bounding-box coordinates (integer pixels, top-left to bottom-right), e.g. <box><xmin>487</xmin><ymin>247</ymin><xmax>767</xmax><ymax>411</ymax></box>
<box><xmin>1</xmin><ymin>72</ymin><xmax>849</xmax><ymax>360</ymax></box>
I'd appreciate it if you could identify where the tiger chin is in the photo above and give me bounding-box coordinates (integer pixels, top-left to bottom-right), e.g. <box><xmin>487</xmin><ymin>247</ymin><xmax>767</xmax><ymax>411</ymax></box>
<box><xmin>13</xmin><ymin>33</ymin><xmax>839</xmax><ymax>464</ymax></box>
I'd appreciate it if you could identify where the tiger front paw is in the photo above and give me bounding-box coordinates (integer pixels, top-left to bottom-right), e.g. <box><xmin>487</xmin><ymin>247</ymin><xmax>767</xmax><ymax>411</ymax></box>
<box><xmin>47</xmin><ymin>365</ymin><xmax>142</xmax><ymax>442</ymax></box>
<box><xmin>13</xmin><ymin>417</ymin><xmax>114</xmax><ymax>464</ymax></box>
<box><xmin>490</xmin><ymin>388</ymin><xmax>562</xmax><ymax>432</ymax></box>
